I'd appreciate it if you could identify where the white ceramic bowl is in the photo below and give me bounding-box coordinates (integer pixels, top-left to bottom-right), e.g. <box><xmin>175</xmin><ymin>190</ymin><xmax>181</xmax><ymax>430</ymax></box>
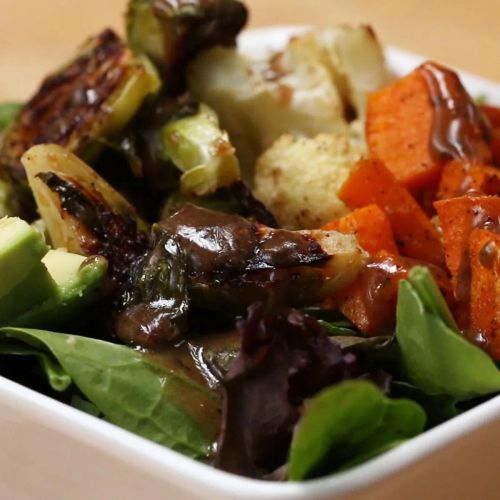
<box><xmin>1</xmin><ymin>26</ymin><xmax>500</xmax><ymax>500</ymax></box>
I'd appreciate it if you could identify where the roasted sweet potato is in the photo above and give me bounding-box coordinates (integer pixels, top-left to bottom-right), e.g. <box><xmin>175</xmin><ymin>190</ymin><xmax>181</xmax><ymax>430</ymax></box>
<box><xmin>366</xmin><ymin>69</ymin><xmax>438</xmax><ymax>191</ymax></box>
<box><xmin>339</xmin><ymin>159</ymin><xmax>445</xmax><ymax>266</ymax></box>
<box><xmin>435</xmin><ymin>195</ymin><xmax>500</xmax><ymax>299</ymax></box>
<box><xmin>481</xmin><ymin>105</ymin><xmax>500</xmax><ymax>129</ymax></box>
<box><xmin>367</xmin><ymin>65</ymin><xmax>491</xmax><ymax>191</ymax></box>
<box><xmin>469</xmin><ymin>228</ymin><xmax>500</xmax><ymax>359</ymax></box>
<box><xmin>321</xmin><ymin>204</ymin><xmax>398</xmax><ymax>255</ymax></box>
<box><xmin>491</xmin><ymin>129</ymin><xmax>500</xmax><ymax>166</ymax></box>
<box><xmin>337</xmin><ymin>251</ymin><xmax>452</xmax><ymax>336</ymax></box>
<box><xmin>437</xmin><ymin>160</ymin><xmax>500</xmax><ymax>199</ymax></box>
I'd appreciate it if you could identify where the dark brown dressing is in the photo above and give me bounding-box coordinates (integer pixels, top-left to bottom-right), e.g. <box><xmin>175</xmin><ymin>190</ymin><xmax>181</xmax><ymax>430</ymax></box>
<box><xmin>145</xmin><ymin>330</ymin><xmax>241</xmax><ymax>447</ymax></box>
<box><xmin>418</xmin><ymin>62</ymin><xmax>491</xmax><ymax>163</ymax></box>
<box><xmin>479</xmin><ymin>240</ymin><xmax>498</xmax><ymax>269</ymax></box>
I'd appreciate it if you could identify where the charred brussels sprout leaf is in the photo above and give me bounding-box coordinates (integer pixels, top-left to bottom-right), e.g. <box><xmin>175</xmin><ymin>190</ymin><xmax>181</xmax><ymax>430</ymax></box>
<box><xmin>160</xmin><ymin>181</ymin><xmax>278</xmax><ymax>227</ymax></box>
<box><xmin>22</xmin><ymin>145</ymin><xmax>150</xmax><ymax>287</ymax></box>
<box><xmin>0</xmin><ymin>30</ymin><xmax>159</xmax><ymax>189</ymax></box>
<box><xmin>126</xmin><ymin>0</ymin><xmax>248</xmax><ymax>91</ymax></box>
<box><xmin>116</xmin><ymin>230</ymin><xmax>189</xmax><ymax>348</ymax></box>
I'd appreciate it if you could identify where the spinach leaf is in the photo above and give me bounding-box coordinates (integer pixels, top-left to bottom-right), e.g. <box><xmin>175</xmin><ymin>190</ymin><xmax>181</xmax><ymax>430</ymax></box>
<box><xmin>391</xmin><ymin>381</ymin><xmax>458</xmax><ymax>427</ymax></box>
<box><xmin>288</xmin><ymin>380</ymin><xmax>425</xmax><ymax>480</ymax></box>
<box><xmin>0</xmin><ymin>102</ymin><xmax>21</xmax><ymax>133</ymax></box>
<box><xmin>396</xmin><ymin>267</ymin><xmax>500</xmax><ymax>401</ymax></box>
<box><xmin>0</xmin><ymin>327</ymin><xmax>213</xmax><ymax>459</ymax></box>
<box><xmin>0</xmin><ymin>343</ymin><xmax>71</xmax><ymax>391</ymax></box>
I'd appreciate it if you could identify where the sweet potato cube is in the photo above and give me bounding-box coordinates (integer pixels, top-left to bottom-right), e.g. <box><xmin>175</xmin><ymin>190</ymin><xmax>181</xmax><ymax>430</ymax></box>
<box><xmin>321</xmin><ymin>204</ymin><xmax>399</xmax><ymax>255</ymax></box>
<box><xmin>469</xmin><ymin>228</ymin><xmax>500</xmax><ymax>360</ymax></box>
<box><xmin>339</xmin><ymin>159</ymin><xmax>445</xmax><ymax>266</ymax></box>
<box><xmin>435</xmin><ymin>195</ymin><xmax>500</xmax><ymax>298</ymax></box>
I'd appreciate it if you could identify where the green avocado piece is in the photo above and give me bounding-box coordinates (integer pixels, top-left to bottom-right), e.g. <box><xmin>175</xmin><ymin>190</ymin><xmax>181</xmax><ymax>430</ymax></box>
<box><xmin>0</xmin><ymin>264</ymin><xmax>58</xmax><ymax>324</ymax></box>
<box><xmin>13</xmin><ymin>250</ymin><xmax>108</xmax><ymax>328</ymax></box>
<box><xmin>0</xmin><ymin>217</ymin><xmax>49</xmax><ymax>296</ymax></box>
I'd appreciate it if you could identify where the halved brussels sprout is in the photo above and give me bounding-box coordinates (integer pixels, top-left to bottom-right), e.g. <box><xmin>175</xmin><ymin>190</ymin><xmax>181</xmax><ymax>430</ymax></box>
<box><xmin>160</xmin><ymin>103</ymin><xmax>241</xmax><ymax>195</ymax></box>
<box><xmin>126</xmin><ymin>0</ymin><xmax>248</xmax><ymax>91</ymax></box>
<box><xmin>115</xmin><ymin>203</ymin><xmax>366</xmax><ymax>347</ymax></box>
<box><xmin>0</xmin><ymin>29</ymin><xmax>160</xmax><ymax>185</ymax></box>
<box><xmin>21</xmin><ymin>144</ymin><xmax>150</xmax><ymax>285</ymax></box>
<box><xmin>159</xmin><ymin>204</ymin><xmax>366</xmax><ymax>312</ymax></box>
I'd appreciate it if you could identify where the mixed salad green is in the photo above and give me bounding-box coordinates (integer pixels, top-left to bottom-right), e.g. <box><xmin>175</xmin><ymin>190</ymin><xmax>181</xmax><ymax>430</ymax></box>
<box><xmin>0</xmin><ymin>0</ymin><xmax>500</xmax><ymax>483</ymax></box>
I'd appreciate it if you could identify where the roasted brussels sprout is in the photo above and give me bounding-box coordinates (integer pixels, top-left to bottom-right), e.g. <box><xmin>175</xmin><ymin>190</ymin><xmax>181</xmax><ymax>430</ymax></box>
<box><xmin>116</xmin><ymin>204</ymin><xmax>366</xmax><ymax>347</ymax></box>
<box><xmin>160</xmin><ymin>103</ymin><xmax>241</xmax><ymax>195</ymax></box>
<box><xmin>0</xmin><ymin>29</ymin><xmax>160</xmax><ymax>187</ymax></box>
<box><xmin>126</xmin><ymin>0</ymin><xmax>248</xmax><ymax>91</ymax></box>
<box><xmin>116</xmin><ymin>230</ymin><xmax>189</xmax><ymax>348</ymax></box>
<box><xmin>21</xmin><ymin>144</ymin><xmax>150</xmax><ymax>287</ymax></box>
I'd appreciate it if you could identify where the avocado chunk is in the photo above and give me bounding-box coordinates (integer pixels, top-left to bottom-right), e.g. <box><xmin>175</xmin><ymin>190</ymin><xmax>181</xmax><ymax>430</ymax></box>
<box><xmin>0</xmin><ymin>217</ymin><xmax>49</xmax><ymax>296</ymax></box>
<box><xmin>0</xmin><ymin>264</ymin><xmax>58</xmax><ymax>324</ymax></box>
<box><xmin>13</xmin><ymin>250</ymin><xmax>107</xmax><ymax>328</ymax></box>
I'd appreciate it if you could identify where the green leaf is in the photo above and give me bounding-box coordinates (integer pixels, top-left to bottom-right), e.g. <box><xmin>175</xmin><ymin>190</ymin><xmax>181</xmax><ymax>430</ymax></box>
<box><xmin>0</xmin><ymin>343</ymin><xmax>72</xmax><ymax>391</ymax></box>
<box><xmin>408</xmin><ymin>267</ymin><xmax>457</xmax><ymax>331</ymax></box>
<box><xmin>318</xmin><ymin>320</ymin><xmax>359</xmax><ymax>337</ymax></box>
<box><xmin>391</xmin><ymin>381</ymin><xmax>458</xmax><ymax>427</ymax></box>
<box><xmin>0</xmin><ymin>102</ymin><xmax>21</xmax><ymax>133</ymax></box>
<box><xmin>396</xmin><ymin>269</ymin><xmax>500</xmax><ymax>401</ymax></box>
<box><xmin>0</xmin><ymin>327</ymin><xmax>213</xmax><ymax>458</ymax></box>
<box><xmin>70</xmin><ymin>395</ymin><xmax>102</xmax><ymax>417</ymax></box>
<box><xmin>288</xmin><ymin>380</ymin><xmax>425</xmax><ymax>480</ymax></box>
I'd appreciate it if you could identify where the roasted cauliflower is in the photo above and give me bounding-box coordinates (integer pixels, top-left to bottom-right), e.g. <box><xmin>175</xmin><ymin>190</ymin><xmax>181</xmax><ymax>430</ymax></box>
<box><xmin>254</xmin><ymin>133</ymin><xmax>365</xmax><ymax>229</ymax></box>
<box><xmin>188</xmin><ymin>25</ymin><xmax>389</xmax><ymax>173</ymax></box>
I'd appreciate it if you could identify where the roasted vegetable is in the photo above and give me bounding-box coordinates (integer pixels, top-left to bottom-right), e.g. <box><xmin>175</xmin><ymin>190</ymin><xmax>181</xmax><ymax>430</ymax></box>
<box><xmin>366</xmin><ymin>62</ymin><xmax>491</xmax><ymax>192</ymax></box>
<box><xmin>337</xmin><ymin>252</ymin><xmax>452</xmax><ymax>337</ymax></box>
<box><xmin>435</xmin><ymin>195</ymin><xmax>500</xmax><ymax>302</ymax></box>
<box><xmin>161</xmin><ymin>204</ymin><xmax>365</xmax><ymax>308</ymax></box>
<box><xmin>339</xmin><ymin>159</ymin><xmax>445</xmax><ymax>266</ymax></box>
<box><xmin>160</xmin><ymin>103</ymin><xmax>241</xmax><ymax>195</ymax></box>
<box><xmin>21</xmin><ymin>145</ymin><xmax>149</xmax><ymax>287</ymax></box>
<box><xmin>469</xmin><ymin>229</ymin><xmax>500</xmax><ymax>359</ymax></box>
<box><xmin>312</xmin><ymin>26</ymin><xmax>391</xmax><ymax>118</ymax></box>
<box><xmin>188</xmin><ymin>44</ymin><xmax>348</xmax><ymax>172</ymax></box>
<box><xmin>126</xmin><ymin>0</ymin><xmax>248</xmax><ymax>91</ymax></box>
<box><xmin>116</xmin><ymin>204</ymin><xmax>366</xmax><ymax>346</ymax></box>
<box><xmin>254</xmin><ymin>133</ymin><xmax>365</xmax><ymax>229</ymax></box>
<box><xmin>160</xmin><ymin>180</ymin><xmax>278</xmax><ymax>227</ymax></box>
<box><xmin>322</xmin><ymin>204</ymin><xmax>399</xmax><ymax>255</ymax></box>
<box><xmin>437</xmin><ymin>161</ymin><xmax>500</xmax><ymax>199</ymax></box>
<box><xmin>188</xmin><ymin>26</ymin><xmax>388</xmax><ymax>171</ymax></box>
<box><xmin>0</xmin><ymin>30</ymin><xmax>160</xmax><ymax>189</ymax></box>
<box><xmin>116</xmin><ymin>230</ymin><xmax>189</xmax><ymax>348</ymax></box>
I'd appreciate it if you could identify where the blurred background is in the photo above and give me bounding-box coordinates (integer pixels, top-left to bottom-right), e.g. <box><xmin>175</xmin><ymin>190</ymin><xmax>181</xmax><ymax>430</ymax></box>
<box><xmin>0</xmin><ymin>0</ymin><xmax>498</xmax><ymax>100</ymax></box>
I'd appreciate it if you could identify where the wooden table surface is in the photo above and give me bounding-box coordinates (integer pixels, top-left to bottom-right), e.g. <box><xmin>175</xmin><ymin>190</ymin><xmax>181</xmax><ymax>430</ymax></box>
<box><xmin>0</xmin><ymin>0</ymin><xmax>499</xmax><ymax>100</ymax></box>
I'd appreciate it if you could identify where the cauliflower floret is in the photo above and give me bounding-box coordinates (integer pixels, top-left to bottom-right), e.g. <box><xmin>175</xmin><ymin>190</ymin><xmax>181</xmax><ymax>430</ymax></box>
<box><xmin>188</xmin><ymin>41</ymin><xmax>347</xmax><ymax>174</ymax></box>
<box><xmin>254</xmin><ymin>133</ymin><xmax>365</xmax><ymax>229</ymax></box>
<box><xmin>188</xmin><ymin>25</ymin><xmax>389</xmax><ymax>177</ymax></box>
<box><xmin>313</xmin><ymin>25</ymin><xmax>392</xmax><ymax>118</ymax></box>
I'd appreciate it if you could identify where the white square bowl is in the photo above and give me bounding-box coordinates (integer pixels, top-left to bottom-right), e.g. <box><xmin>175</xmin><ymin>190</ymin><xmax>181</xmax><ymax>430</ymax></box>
<box><xmin>1</xmin><ymin>26</ymin><xmax>500</xmax><ymax>500</ymax></box>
